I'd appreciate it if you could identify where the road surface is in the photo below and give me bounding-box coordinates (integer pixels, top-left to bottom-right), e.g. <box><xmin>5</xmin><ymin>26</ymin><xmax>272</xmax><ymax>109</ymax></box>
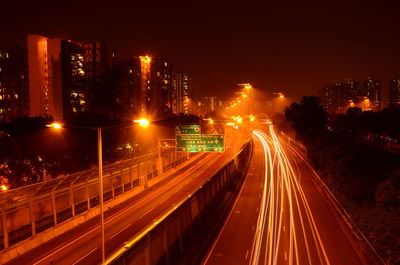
<box><xmin>5</xmin><ymin>130</ymin><xmax>241</xmax><ymax>265</ymax></box>
<box><xmin>203</xmin><ymin>126</ymin><xmax>369</xmax><ymax>265</ymax></box>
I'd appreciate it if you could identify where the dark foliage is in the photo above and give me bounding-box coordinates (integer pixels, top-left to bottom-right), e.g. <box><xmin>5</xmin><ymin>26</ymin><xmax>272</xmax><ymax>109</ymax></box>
<box><xmin>284</xmin><ymin>98</ymin><xmax>400</xmax><ymax>264</ymax></box>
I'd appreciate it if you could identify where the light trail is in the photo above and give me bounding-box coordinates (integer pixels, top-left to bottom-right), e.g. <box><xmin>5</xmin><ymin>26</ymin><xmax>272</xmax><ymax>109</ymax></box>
<box><xmin>250</xmin><ymin>127</ymin><xmax>331</xmax><ymax>265</ymax></box>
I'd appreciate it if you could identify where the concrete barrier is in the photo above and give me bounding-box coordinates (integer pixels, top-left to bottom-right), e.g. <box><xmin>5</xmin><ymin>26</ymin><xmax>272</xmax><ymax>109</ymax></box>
<box><xmin>105</xmin><ymin>141</ymin><xmax>253</xmax><ymax>265</ymax></box>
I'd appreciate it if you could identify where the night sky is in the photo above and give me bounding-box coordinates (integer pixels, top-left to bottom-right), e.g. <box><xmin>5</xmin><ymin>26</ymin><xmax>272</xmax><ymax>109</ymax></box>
<box><xmin>2</xmin><ymin>1</ymin><xmax>400</xmax><ymax>100</ymax></box>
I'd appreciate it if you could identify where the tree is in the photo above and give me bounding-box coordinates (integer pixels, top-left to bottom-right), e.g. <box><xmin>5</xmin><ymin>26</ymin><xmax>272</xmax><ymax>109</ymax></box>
<box><xmin>285</xmin><ymin>96</ymin><xmax>328</xmax><ymax>144</ymax></box>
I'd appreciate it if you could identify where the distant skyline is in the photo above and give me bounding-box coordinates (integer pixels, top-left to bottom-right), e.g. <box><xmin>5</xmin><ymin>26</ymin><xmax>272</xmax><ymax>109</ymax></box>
<box><xmin>2</xmin><ymin>1</ymin><xmax>400</xmax><ymax>100</ymax></box>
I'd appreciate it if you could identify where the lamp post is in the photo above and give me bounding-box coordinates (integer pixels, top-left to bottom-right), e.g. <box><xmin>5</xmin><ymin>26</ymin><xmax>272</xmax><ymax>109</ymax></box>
<box><xmin>47</xmin><ymin>118</ymin><xmax>149</xmax><ymax>264</ymax></box>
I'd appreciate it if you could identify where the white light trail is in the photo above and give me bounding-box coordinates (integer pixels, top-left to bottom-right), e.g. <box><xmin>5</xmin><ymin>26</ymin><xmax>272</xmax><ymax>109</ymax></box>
<box><xmin>250</xmin><ymin>127</ymin><xmax>331</xmax><ymax>265</ymax></box>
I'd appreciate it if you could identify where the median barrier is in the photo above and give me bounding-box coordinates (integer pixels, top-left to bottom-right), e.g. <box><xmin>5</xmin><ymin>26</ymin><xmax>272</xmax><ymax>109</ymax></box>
<box><xmin>105</xmin><ymin>141</ymin><xmax>253</xmax><ymax>265</ymax></box>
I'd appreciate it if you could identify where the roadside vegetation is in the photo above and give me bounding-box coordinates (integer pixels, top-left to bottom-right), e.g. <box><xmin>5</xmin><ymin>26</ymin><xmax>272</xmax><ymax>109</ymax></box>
<box><xmin>282</xmin><ymin>96</ymin><xmax>400</xmax><ymax>265</ymax></box>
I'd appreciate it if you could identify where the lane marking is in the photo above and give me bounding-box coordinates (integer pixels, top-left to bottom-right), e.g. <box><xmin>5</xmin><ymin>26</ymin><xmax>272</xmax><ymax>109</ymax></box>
<box><xmin>245</xmin><ymin>249</ymin><xmax>249</xmax><ymax>259</ymax></box>
<box><xmin>71</xmin><ymin>247</ymin><xmax>97</xmax><ymax>265</ymax></box>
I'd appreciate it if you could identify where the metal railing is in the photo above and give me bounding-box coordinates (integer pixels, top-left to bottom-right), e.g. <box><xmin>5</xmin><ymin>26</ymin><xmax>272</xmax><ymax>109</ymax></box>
<box><xmin>0</xmin><ymin>148</ymin><xmax>191</xmax><ymax>250</ymax></box>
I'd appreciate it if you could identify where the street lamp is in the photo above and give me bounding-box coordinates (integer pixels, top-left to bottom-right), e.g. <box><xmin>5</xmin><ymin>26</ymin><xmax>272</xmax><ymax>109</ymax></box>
<box><xmin>134</xmin><ymin>118</ymin><xmax>150</xmax><ymax>128</ymax></box>
<box><xmin>47</xmin><ymin>119</ymin><xmax>149</xmax><ymax>263</ymax></box>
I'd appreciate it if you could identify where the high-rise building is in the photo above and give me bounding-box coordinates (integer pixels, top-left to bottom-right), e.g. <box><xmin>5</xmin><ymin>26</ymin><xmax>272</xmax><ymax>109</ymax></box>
<box><xmin>322</xmin><ymin>80</ymin><xmax>364</xmax><ymax>113</ymax></box>
<box><xmin>196</xmin><ymin>96</ymin><xmax>217</xmax><ymax>115</ymax></box>
<box><xmin>363</xmin><ymin>78</ymin><xmax>382</xmax><ymax>109</ymax></box>
<box><xmin>28</xmin><ymin>35</ymin><xmax>63</xmax><ymax>120</ymax></box>
<box><xmin>128</xmin><ymin>55</ymin><xmax>173</xmax><ymax>117</ymax></box>
<box><xmin>173</xmin><ymin>73</ymin><xmax>192</xmax><ymax>114</ymax></box>
<box><xmin>27</xmin><ymin>35</ymin><xmax>114</xmax><ymax>121</ymax></box>
<box><xmin>61</xmin><ymin>40</ymin><xmax>113</xmax><ymax>119</ymax></box>
<box><xmin>153</xmin><ymin>57</ymin><xmax>173</xmax><ymax>111</ymax></box>
<box><xmin>0</xmin><ymin>46</ymin><xmax>29</xmax><ymax>122</ymax></box>
<box><xmin>389</xmin><ymin>76</ymin><xmax>400</xmax><ymax>107</ymax></box>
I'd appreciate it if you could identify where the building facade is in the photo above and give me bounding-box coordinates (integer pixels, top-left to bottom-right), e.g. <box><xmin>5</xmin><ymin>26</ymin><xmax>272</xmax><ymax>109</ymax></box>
<box><xmin>27</xmin><ymin>35</ymin><xmax>114</xmax><ymax>121</ymax></box>
<box><xmin>0</xmin><ymin>46</ymin><xmax>29</xmax><ymax>122</ymax></box>
<box><xmin>172</xmin><ymin>73</ymin><xmax>192</xmax><ymax>114</ymax></box>
<box><xmin>389</xmin><ymin>76</ymin><xmax>400</xmax><ymax>107</ymax></box>
<box><xmin>364</xmin><ymin>78</ymin><xmax>382</xmax><ymax>109</ymax></box>
<box><xmin>322</xmin><ymin>79</ymin><xmax>382</xmax><ymax>113</ymax></box>
<box><xmin>126</xmin><ymin>55</ymin><xmax>173</xmax><ymax>117</ymax></box>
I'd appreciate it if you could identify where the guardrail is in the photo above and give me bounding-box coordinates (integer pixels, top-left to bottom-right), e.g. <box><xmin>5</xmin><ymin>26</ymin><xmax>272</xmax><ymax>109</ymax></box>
<box><xmin>105</xmin><ymin>140</ymin><xmax>253</xmax><ymax>265</ymax></box>
<box><xmin>0</xmin><ymin>148</ymin><xmax>192</xmax><ymax>251</ymax></box>
<box><xmin>282</xmin><ymin>139</ymin><xmax>385</xmax><ymax>265</ymax></box>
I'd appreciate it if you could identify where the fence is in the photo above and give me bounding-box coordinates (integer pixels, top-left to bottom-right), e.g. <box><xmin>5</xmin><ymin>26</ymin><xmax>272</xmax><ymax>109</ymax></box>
<box><xmin>106</xmin><ymin>141</ymin><xmax>253</xmax><ymax>265</ymax></box>
<box><xmin>0</xmin><ymin>148</ymin><xmax>192</xmax><ymax>251</ymax></box>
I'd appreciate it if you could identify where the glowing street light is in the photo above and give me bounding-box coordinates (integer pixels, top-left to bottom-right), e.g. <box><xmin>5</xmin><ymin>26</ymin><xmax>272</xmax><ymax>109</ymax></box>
<box><xmin>46</xmin><ymin>122</ymin><xmax>62</xmax><ymax>130</ymax></box>
<box><xmin>134</xmin><ymin>118</ymin><xmax>150</xmax><ymax>128</ymax></box>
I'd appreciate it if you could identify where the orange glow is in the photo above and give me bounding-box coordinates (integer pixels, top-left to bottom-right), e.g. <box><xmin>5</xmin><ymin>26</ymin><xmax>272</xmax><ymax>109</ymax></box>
<box><xmin>209</xmin><ymin>119</ymin><xmax>214</xmax><ymax>124</ymax></box>
<box><xmin>139</xmin><ymin>55</ymin><xmax>151</xmax><ymax>64</ymax></box>
<box><xmin>46</xmin><ymin>122</ymin><xmax>62</xmax><ymax>130</ymax></box>
<box><xmin>1</xmin><ymin>185</ymin><xmax>8</xmax><ymax>191</ymax></box>
<box><xmin>279</xmin><ymin>94</ymin><xmax>284</xmax><ymax>98</ymax></box>
<box><xmin>249</xmin><ymin>115</ymin><xmax>255</xmax><ymax>122</ymax></box>
<box><xmin>134</xmin><ymin>118</ymin><xmax>150</xmax><ymax>128</ymax></box>
<box><xmin>242</xmin><ymin>94</ymin><xmax>248</xmax><ymax>98</ymax></box>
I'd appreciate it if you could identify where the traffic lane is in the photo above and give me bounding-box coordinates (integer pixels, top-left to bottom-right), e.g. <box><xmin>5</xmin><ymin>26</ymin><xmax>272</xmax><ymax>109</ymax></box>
<box><xmin>203</xmin><ymin>137</ymin><xmax>264</xmax><ymax>265</ymax></box>
<box><xmin>6</xmin><ymin>131</ymin><xmax>239</xmax><ymax>265</ymax></box>
<box><xmin>39</xmin><ymin>152</ymin><xmax>226</xmax><ymax>265</ymax></box>
<box><xmin>75</xmin><ymin>149</ymin><xmax>234</xmax><ymax>265</ymax></box>
<box><xmin>5</xmin><ymin>152</ymin><xmax>218</xmax><ymax>265</ymax></box>
<box><xmin>282</xmin><ymin>141</ymin><xmax>364</xmax><ymax>265</ymax></box>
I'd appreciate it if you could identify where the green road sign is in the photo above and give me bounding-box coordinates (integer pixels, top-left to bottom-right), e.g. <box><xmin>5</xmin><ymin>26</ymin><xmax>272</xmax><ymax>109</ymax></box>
<box><xmin>176</xmin><ymin>134</ymin><xmax>225</xmax><ymax>152</ymax></box>
<box><xmin>175</xmin><ymin>125</ymin><xmax>201</xmax><ymax>134</ymax></box>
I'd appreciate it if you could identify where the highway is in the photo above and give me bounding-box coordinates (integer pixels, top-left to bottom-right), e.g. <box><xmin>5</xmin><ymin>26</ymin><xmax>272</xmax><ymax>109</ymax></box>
<box><xmin>202</xmin><ymin>125</ymin><xmax>370</xmax><ymax>265</ymax></box>
<box><xmin>4</xmin><ymin>129</ymin><xmax>240</xmax><ymax>265</ymax></box>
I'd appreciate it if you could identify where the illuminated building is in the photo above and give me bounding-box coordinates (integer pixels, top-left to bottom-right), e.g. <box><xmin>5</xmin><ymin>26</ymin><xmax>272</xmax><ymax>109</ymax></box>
<box><xmin>322</xmin><ymin>80</ymin><xmax>362</xmax><ymax>113</ymax></box>
<box><xmin>363</xmin><ymin>78</ymin><xmax>381</xmax><ymax>109</ymax></box>
<box><xmin>28</xmin><ymin>35</ymin><xmax>63</xmax><ymax>120</ymax></box>
<box><xmin>127</xmin><ymin>55</ymin><xmax>173</xmax><ymax>117</ymax></box>
<box><xmin>196</xmin><ymin>96</ymin><xmax>217</xmax><ymax>115</ymax></box>
<box><xmin>172</xmin><ymin>73</ymin><xmax>192</xmax><ymax>114</ymax></box>
<box><xmin>389</xmin><ymin>76</ymin><xmax>400</xmax><ymax>107</ymax></box>
<box><xmin>153</xmin><ymin>57</ymin><xmax>173</xmax><ymax>111</ymax></box>
<box><xmin>61</xmin><ymin>40</ymin><xmax>113</xmax><ymax>119</ymax></box>
<box><xmin>27</xmin><ymin>35</ymin><xmax>113</xmax><ymax>121</ymax></box>
<box><xmin>0</xmin><ymin>46</ymin><xmax>29</xmax><ymax>122</ymax></box>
